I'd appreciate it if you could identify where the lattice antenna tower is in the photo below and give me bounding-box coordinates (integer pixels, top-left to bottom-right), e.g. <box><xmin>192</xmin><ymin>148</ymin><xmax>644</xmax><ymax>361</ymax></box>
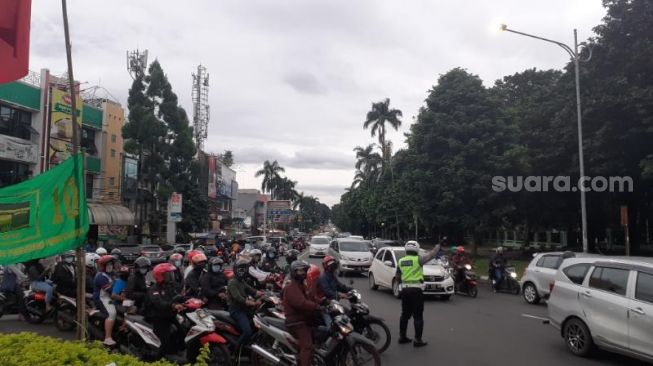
<box><xmin>126</xmin><ymin>49</ymin><xmax>148</xmax><ymax>80</ymax></box>
<box><xmin>192</xmin><ymin>64</ymin><xmax>210</xmax><ymax>151</ymax></box>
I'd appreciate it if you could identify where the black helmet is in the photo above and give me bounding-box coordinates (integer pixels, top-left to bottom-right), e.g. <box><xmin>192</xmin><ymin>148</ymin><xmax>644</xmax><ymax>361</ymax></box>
<box><xmin>173</xmin><ymin>246</ymin><xmax>186</xmax><ymax>255</ymax></box>
<box><xmin>234</xmin><ymin>259</ymin><xmax>250</xmax><ymax>279</ymax></box>
<box><xmin>285</xmin><ymin>249</ymin><xmax>299</xmax><ymax>264</ymax></box>
<box><xmin>290</xmin><ymin>260</ymin><xmax>310</xmax><ymax>281</ymax></box>
<box><xmin>134</xmin><ymin>256</ymin><xmax>152</xmax><ymax>270</ymax></box>
<box><xmin>209</xmin><ymin>257</ymin><xmax>224</xmax><ymax>266</ymax></box>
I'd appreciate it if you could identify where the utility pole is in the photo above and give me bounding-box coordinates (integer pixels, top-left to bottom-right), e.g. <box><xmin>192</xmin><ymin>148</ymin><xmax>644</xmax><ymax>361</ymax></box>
<box><xmin>61</xmin><ymin>0</ymin><xmax>85</xmax><ymax>341</ymax></box>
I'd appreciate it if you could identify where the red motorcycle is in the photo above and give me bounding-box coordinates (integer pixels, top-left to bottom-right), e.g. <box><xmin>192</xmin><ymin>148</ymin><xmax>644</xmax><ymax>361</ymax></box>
<box><xmin>453</xmin><ymin>264</ymin><xmax>478</xmax><ymax>298</ymax></box>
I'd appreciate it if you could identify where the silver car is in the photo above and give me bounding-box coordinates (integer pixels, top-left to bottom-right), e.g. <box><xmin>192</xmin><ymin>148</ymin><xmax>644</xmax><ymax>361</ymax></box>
<box><xmin>547</xmin><ymin>256</ymin><xmax>653</xmax><ymax>362</ymax></box>
<box><xmin>521</xmin><ymin>251</ymin><xmax>582</xmax><ymax>304</ymax></box>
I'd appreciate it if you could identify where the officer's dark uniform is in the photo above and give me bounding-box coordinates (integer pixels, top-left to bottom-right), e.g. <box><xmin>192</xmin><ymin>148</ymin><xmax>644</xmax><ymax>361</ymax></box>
<box><xmin>396</xmin><ymin>242</ymin><xmax>440</xmax><ymax>347</ymax></box>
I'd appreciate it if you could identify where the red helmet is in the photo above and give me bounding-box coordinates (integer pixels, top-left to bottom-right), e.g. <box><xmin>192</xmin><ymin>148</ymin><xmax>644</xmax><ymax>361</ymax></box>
<box><xmin>306</xmin><ymin>264</ymin><xmax>321</xmax><ymax>289</ymax></box>
<box><xmin>152</xmin><ymin>263</ymin><xmax>177</xmax><ymax>285</ymax></box>
<box><xmin>456</xmin><ymin>246</ymin><xmax>465</xmax><ymax>254</ymax></box>
<box><xmin>96</xmin><ymin>255</ymin><xmax>115</xmax><ymax>271</ymax></box>
<box><xmin>191</xmin><ymin>253</ymin><xmax>208</xmax><ymax>265</ymax></box>
<box><xmin>169</xmin><ymin>253</ymin><xmax>183</xmax><ymax>262</ymax></box>
<box><xmin>186</xmin><ymin>250</ymin><xmax>202</xmax><ymax>263</ymax></box>
<box><xmin>322</xmin><ymin>256</ymin><xmax>338</xmax><ymax>271</ymax></box>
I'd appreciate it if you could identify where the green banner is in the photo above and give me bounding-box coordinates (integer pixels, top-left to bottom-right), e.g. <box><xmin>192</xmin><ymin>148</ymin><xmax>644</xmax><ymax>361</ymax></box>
<box><xmin>0</xmin><ymin>153</ymin><xmax>89</xmax><ymax>265</ymax></box>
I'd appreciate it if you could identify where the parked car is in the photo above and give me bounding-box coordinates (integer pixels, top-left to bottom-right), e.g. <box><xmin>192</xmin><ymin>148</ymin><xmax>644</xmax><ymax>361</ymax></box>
<box><xmin>547</xmin><ymin>256</ymin><xmax>653</xmax><ymax>363</ymax></box>
<box><xmin>349</xmin><ymin>235</ymin><xmax>364</xmax><ymax>240</ymax></box>
<box><xmin>308</xmin><ymin>236</ymin><xmax>331</xmax><ymax>257</ymax></box>
<box><xmin>138</xmin><ymin>245</ymin><xmax>166</xmax><ymax>265</ymax></box>
<box><xmin>327</xmin><ymin>239</ymin><xmax>373</xmax><ymax>276</ymax></box>
<box><xmin>103</xmin><ymin>242</ymin><xmax>141</xmax><ymax>264</ymax></box>
<box><xmin>368</xmin><ymin>247</ymin><xmax>454</xmax><ymax>299</ymax></box>
<box><xmin>521</xmin><ymin>251</ymin><xmax>579</xmax><ymax>304</ymax></box>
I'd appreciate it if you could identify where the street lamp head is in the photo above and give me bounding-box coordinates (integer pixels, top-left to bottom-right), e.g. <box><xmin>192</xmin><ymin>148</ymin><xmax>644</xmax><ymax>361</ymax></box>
<box><xmin>500</xmin><ymin>24</ymin><xmax>508</xmax><ymax>31</ymax></box>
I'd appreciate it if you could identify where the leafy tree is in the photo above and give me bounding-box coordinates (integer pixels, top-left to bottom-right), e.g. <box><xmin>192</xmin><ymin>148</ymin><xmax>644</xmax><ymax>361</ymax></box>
<box><xmin>220</xmin><ymin>150</ymin><xmax>234</xmax><ymax>168</ymax></box>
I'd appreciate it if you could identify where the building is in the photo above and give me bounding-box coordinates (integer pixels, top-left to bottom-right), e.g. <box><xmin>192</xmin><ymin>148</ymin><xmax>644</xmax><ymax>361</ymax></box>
<box><xmin>0</xmin><ymin>70</ymin><xmax>134</xmax><ymax>244</ymax></box>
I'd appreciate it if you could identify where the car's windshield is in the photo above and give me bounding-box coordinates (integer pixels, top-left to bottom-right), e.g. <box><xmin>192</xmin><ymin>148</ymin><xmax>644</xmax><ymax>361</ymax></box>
<box><xmin>340</xmin><ymin>241</ymin><xmax>370</xmax><ymax>252</ymax></box>
<box><xmin>142</xmin><ymin>246</ymin><xmax>160</xmax><ymax>251</ymax></box>
<box><xmin>311</xmin><ymin>237</ymin><xmax>329</xmax><ymax>245</ymax></box>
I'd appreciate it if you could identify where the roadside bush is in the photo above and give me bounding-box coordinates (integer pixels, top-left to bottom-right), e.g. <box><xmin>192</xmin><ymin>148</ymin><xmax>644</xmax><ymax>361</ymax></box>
<box><xmin>0</xmin><ymin>332</ymin><xmax>208</xmax><ymax>366</ymax></box>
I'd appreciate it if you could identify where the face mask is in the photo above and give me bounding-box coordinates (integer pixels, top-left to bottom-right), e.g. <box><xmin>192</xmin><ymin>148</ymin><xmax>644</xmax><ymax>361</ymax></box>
<box><xmin>174</xmin><ymin>261</ymin><xmax>182</xmax><ymax>268</ymax></box>
<box><xmin>212</xmin><ymin>265</ymin><xmax>222</xmax><ymax>273</ymax></box>
<box><xmin>195</xmin><ymin>263</ymin><xmax>206</xmax><ymax>271</ymax></box>
<box><xmin>139</xmin><ymin>268</ymin><xmax>148</xmax><ymax>275</ymax></box>
<box><xmin>105</xmin><ymin>264</ymin><xmax>114</xmax><ymax>273</ymax></box>
<box><xmin>64</xmin><ymin>257</ymin><xmax>74</xmax><ymax>264</ymax></box>
<box><xmin>269</xmin><ymin>254</ymin><xmax>275</xmax><ymax>259</ymax></box>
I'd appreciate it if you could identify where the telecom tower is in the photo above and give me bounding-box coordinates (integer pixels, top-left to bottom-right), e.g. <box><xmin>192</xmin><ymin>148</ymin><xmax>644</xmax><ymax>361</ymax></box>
<box><xmin>192</xmin><ymin>65</ymin><xmax>210</xmax><ymax>151</ymax></box>
<box><xmin>126</xmin><ymin>49</ymin><xmax>148</xmax><ymax>80</ymax></box>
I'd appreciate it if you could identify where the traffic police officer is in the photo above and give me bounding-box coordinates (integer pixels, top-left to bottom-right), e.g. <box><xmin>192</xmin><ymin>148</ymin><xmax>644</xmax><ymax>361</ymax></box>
<box><xmin>396</xmin><ymin>240</ymin><xmax>440</xmax><ymax>347</ymax></box>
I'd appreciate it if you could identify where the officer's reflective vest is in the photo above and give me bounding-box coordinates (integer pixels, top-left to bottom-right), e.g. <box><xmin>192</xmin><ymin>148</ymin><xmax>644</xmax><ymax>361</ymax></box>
<box><xmin>399</xmin><ymin>255</ymin><xmax>423</xmax><ymax>283</ymax></box>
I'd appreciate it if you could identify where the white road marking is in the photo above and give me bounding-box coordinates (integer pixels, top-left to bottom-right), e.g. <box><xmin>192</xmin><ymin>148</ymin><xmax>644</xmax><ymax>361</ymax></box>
<box><xmin>521</xmin><ymin>314</ymin><xmax>549</xmax><ymax>321</ymax></box>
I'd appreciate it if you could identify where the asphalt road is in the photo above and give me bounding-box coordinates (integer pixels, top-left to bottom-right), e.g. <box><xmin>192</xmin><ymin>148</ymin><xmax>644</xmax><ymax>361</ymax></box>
<box><xmin>301</xmin><ymin>252</ymin><xmax>650</xmax><ymax>366</ymax></box>
<box><xmin>0</xmin><ymin>253</ymin><xmax>649</xmax><ymax>365</ymax></box>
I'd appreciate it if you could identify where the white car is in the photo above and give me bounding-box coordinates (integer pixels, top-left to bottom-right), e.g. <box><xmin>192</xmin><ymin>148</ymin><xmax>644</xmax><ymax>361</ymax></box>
<box><xmin>327</xmin><ymin>239</ymin><xmax>373</xmax><ymax>275</ymax></box>
<box><xmin>548</xmin><ymin>256</ymin><xmax>653</xmax><ymax>362</ymax></box>
<box><xmin>368</xmin><ymin>247</ymin><xmax>454</xmax><ymax>299</ymax></box>
<box><xmin>308</xmin><ymin>236</ymin><xmax>331</xmax><ymax>257</ymax></box>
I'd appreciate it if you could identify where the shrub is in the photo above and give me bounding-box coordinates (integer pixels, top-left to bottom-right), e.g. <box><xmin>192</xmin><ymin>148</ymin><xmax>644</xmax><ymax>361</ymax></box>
<box><xmin>0</xmin><ymin>332</ymin><xmax>209</xmax><ymax>366</ymax></box>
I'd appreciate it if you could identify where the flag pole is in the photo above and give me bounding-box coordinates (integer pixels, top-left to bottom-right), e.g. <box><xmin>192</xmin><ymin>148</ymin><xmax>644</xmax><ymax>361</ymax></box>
<box><xmin>61</xmin><ymin>0</ymin><xmax>86</xmax><ymax>341</ymax></box>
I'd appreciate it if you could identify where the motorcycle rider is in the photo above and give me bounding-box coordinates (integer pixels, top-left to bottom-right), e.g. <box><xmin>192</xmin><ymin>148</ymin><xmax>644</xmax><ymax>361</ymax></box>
<box><xmin>25</xmin><ymin>259</ymin><xmax>54</xmax><ymax>313</ymax></box>
<box><xmin>313</xmin><ymin>256</ymin><xmax>351</xmax><ymax>328</ymax></box>
<box><xmin>184</xmin><ymin>252</ymin><xmax>207</xmax><ymax>298</ymax></box>
<box><xmin>247</xmin><ymin>249</ymin><xmax>272</xmax><ymax>288</ymax></box>
<box><xmin>396</xmin><ymin>240</ymin><xmax>440</xmax><ymax>347</ymax></box>
<box><xmin>95</xmin><ymin>247</ymin><xmax>108</xmax><ymax>256</ymax></box>
<box><xmin>451</xmin><ymin>246</ymin><xmax>472</xmax><ymax>285</ymax></box>
<box><xmin>110</xmin><ymin>248</ymin><xmax>125</xmax><ymax>267</ymax></box>
<box><xmin>93</xmin><ymin>255</ymin><xmax>117</xmax><ymax>346</ymax></box>
<box><xmin>51</xmin><ymin>250</ymin><xmax>77</xmax><ymax>298</ymax></box>
<box><xmin>0</xmin><ymin>263</ymin><xmax>27</xmax><ymax>318</ymax></box>
<box><xmin>111</xmin><ymin>265</ymin><xmax>130</xmax><ymax>304</ymax></box>
<box><xmin>144</xmin><ymin>263</ymin><xmax>185</xmax><ymax>359</ymax></box>
<box><xmin>489</xmin><ymin>247</ymin><xmax>507</xmax><ymax>292</ymax></box>
<box><xmin>200</xmin><ymin>257</ymin><xmax>229</xmax><ymax>310</ymax></box>
<box><xmin>183</xmin><ymin>250</ymin><xmax>202</xmax><ymax>278</ymax></box>
<box><xmin>282</xmin><ymin>249</ymin><xmax>300</xmax><ymax>275</ymax></box>
<box><xmin>260</xmin><ymin>247</ymin><xmax>281</xmax><ymax>273</ymax></box>
<box><xmin>85</xmin><ymin>253</ymin><xmax>100</xmax><ymax>294</ymax></box>
<box><xmin>227</xmin><ymin>259</ymin><xmax>264</xmax><ymax>348</ymax></box>
<box><xmin>168</xmin><ymin>253</ymin><xmax>185</xmax><ymax>293</ymax></box>
<box><xmin>125</xmin><ymin>256</ymin><xmax>151</xmax><ymax>313</ymax></box>
<box><xmin>282</xmin><ymin>260</ymin><xmax>322</xmax><ymax>366</ymax></box>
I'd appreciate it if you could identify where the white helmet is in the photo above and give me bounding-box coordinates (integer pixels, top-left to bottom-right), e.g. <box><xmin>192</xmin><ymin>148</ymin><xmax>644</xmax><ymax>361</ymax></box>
<box><xmin>95</xmin><ymin>247</ymin><xmax>107</xmax><ymax>255</ymax></box>
<box><xmin>405</xmin><ymin>240</ymin><xmax>420</xmax><ymax>253</ymax></box>
<box><xmin>85</xmin><ymin>253</ymin><xmax>100</xmax><ymax>268</ymax></box>
<box><xmin>496</xmin><ymin>246</ymin><xmax>504</xmax><ymax>254</ymax></box>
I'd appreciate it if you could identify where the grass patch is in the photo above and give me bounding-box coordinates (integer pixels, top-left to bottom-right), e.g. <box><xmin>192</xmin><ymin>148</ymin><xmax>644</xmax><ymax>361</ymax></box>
<box><xmin>471</xmin><ymin>257</ymin><xmax>530</xmax><ymax>278</ymax></box>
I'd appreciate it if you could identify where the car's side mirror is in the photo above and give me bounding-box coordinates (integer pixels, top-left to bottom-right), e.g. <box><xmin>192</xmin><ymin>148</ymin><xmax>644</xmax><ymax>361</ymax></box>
<box><xmin>384</xmin><ymin>260</ymin><xmax>394</xmax><ymax>268</ymax></box>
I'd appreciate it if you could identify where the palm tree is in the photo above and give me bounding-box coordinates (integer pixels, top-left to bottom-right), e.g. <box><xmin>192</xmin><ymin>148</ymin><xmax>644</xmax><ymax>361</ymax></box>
<box><xmin>350</xmin><ymin>170</ymin><xmax>366</xmax><ymax>189</ymax></box>
<box><xmin>353</xmin><ymin>144</ymin><xmax>383</xmax><ymax>184</ymax></box>
<box><xmin>363</xmin><ymin>98</ymin><xmax>402</xmax><ymax>163</ymax></box>
<box><xmin>293</xmin><ymin>191</ymin><xmax>305</xmax><ymax>210</ymax></box>
<box><xmin>255</xmin><ymin>160</ymin><xmax>285</xmax><ymax>198</ymax></box>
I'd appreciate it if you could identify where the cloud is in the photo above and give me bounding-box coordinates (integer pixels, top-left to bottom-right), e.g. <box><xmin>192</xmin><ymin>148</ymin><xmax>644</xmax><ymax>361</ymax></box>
<box><xmin>283</xmin><ymin>72</ymin><xmax>326</xmax><ymax>94</ymax></box>
<box><xmin>232</xmin><ymin>147</ymin><xmax>352</xmax><ymax>170</ymax></box>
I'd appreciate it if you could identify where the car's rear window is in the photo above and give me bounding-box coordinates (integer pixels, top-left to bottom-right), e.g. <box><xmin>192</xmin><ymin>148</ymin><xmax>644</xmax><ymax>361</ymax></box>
<box><xmin>589</xmin><ymin>266</ymin><xmax>629</xmax><ymax>296</ymax></box>
<box><xmin>636</xmin><ymin>272</ymin><xmax>653</xmax><ymax>304</ymax></box>
<box><xmin>340</xmin><ymin>241</ymin><xmax>370</xmax><ymax>252</ymax></box>
<box><xmin>562</xmin><ymin>263</ymin><xmax>590</xmax><ymax>285</ymax></box>
<box><xmin>311</xmin><ymin>237</ymin><xmax>329</xmax><ymax>244</ymax></box>
<box><xmin>536</xmin><ymin>255</ymin><xmax>562</xmax><ymax>269</ymax></box>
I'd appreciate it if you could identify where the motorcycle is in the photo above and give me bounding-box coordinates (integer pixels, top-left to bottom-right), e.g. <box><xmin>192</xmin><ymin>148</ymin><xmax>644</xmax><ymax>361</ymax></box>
<box><xmin>112</xmin><ymin>298</ymin><xmax>231</xmax><ymax>364</ymax></box>
<box><xmin>345</xmin><ymin>289</ymin><xmax>391</xmax><ymax>354</ymax></box>
<box><xmin>0</xmin><ymin>288</ymin><xmax>29</xmax><ymax>319</ymax></box>
<box><xmin>490</xmin><ymin>265</ymin><xmax>520</xmax><ymax>295</ymax></box>
<box><xmin>53</xmin><ymin>293</ymin><xmax>79</xmax><ymax>331</ymax></box>
<box><xmin>250</xmin><ymin>300</ymin><xmax>381</xmax><ymax>366</ymax></box>
<box><xmin>453</xmin><ymin>264</ymin><xmax>478</xmax><ymax>298</ymax></box>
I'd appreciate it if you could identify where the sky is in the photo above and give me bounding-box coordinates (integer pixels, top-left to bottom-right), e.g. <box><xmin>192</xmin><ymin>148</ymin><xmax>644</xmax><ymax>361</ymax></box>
<box><xmin>29</xmin><ymin>0</ymin><xmax>607</xmax><ymax>206</ymax></box>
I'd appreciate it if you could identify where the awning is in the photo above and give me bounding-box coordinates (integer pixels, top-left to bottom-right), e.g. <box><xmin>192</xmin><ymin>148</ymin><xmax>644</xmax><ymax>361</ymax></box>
<box><xmin>87</xmin><ymin>203</ymin><xmax>135</xmax><ymax>226</ymax></box>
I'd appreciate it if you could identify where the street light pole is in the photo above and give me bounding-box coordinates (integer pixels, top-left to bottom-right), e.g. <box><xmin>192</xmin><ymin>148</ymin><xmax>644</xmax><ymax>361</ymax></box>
<box><xmin>501</xmin><ymin>25</ymin><xmax>592</xmax><ymax>253</ymax></box>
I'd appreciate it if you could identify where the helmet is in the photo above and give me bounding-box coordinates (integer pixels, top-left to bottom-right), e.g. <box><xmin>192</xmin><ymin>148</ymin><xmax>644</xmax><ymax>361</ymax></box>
<box><xmin>95</xmin><ymin>247</ymin><xmax>107</xmax><ymax>255</ymax></box>
<box><xmin>96</xmin><ymin>255</ymin><xmax>115</xmax><ymax>271</ymax></box>
<box><xmin>285</xmin><ymin>249</ymin><xmax>299</xmax><ymax>264</ymax></box>
<box><xmin>234</xmin><ymin>259</ymin><xmax>250</xmax><ymax>279</ymax></box>
<box><xmin>169</xmin><ymin>253</ymin><xmax>183</xmax><ymax>263</ymax></box>
<box><xmin>322</xmin><ymin>256</ymin><xmax>338</xmax><ymax>272</ymax></box>
<box><xmin>85</xmin><ymin>253</ymin><xmax>100</xmax><ymax>268</ymax></box>
<box><xmin>152</xmin><ymin>263</ymin><xmax>177</xmax><ymax>285</ymax></box>
<box><xmin>456</xmin><ymin>246</ymin><xmax>465</xmax><ymax>254</ymax></box>
<box><xmin>290</xmin><ymin>260</ymin><xmax>310</xmax><ymax>281</ymax></box>
<box><xmin>186</xmin><ymin>250</ymin><xmax>202</xmax><ymax>263</ymax></box>
<box><xmin>61</xmin><ymin>250</ymin><xmax>75</xmax><ymax>259</ymax></box>
<box><xmin>191</xmin><ymin>253</ymin><xmax>208</xmax><ymax>265</ymax></box>
<box><xmin>173</xmin><ymin>247</ymin><xmax>186</xmax><ymax>255</ymax></box>
<box><xmin>266</xmin><ymin>247</ymin><xmax>277</xmax><ymax>259</ymax></box>
<box><xmin>209</xmin><ymin>257</ymin><xmax>224</xmax><ymax>272</ymax></box>
<box><xmin>496</xmin><ymin>246</ymin><xmax>504</xmax><ymax>254</ymax></box>
<box><xmin>110</xmin><ymin>248</ymin><xmax>122</xmax><ymax>256</ymax></box>
<box><xmin>250</xmin><ymin>249</ymin><xmax>262</xmax><ymax>257</ymax></box>
<box><xmin>405</xmin><ymin>240</ymin><xmax>420</xmax><ymax>254</ymax></box>
<box><xmin>134</xmin><ymin>256</ymin><xmax>152</xmax><ymax>270</ymax></box>
<box><xmin>306</xmin><ymin>264</ymin><xmax>320</xmax><ymax>289</ymax></box>
<box><xmin>450</xmin><ymin>245</ymin><xmax>457</xmax><ymax>253</ymax></box>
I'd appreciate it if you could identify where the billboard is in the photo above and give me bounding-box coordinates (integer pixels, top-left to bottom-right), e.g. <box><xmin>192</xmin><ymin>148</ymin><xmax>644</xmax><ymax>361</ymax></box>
<box><xmin>208</xmin><ymin>155</ymin><xmax>217</xmax><ymax>199</ymax></box>
<box><xmin>267</xmin><ymin>200</ymin><xmax>291</xmax><ymax>223</ymax></box>
<box><xmin>49</xmin><ymin>88</ymin><xmax>82</xmax><ymax>166</ymax></box>
<box><xmin>167</xmin><ymin>192</ymin><xmax>182</xmax><ymax>222</ymax></box>
<box><xmin>219</xmin><ymin>164</ymin><xmax>236</xmax><ymax>199</ymax></box>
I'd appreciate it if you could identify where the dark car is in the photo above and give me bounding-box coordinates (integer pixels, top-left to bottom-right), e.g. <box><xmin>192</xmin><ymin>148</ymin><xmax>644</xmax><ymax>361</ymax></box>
<box><xmin>103</xmin><ymin>242</ymin><xmax>141</xmax><ymax>265</ymax></box>
<box><xmin>139</xmin><ymin>245</ymin><xmax>167</xmax><ymax>265</ymax></box>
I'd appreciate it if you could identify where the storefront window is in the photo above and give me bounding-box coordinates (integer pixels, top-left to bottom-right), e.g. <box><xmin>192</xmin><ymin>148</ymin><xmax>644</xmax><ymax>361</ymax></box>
<box><xmin>0</xmin><ymin>160</ymin><xmax>30</xmax><ymax>188</ymax></box>
<box><xmin>81</xmin><ymin>128</ymin><xmax>97</xmax><ymax>155</ymax></box>
<box><xmin>0</xmin><ymin>104</ymin><xmax>33</xmax><ymax>140</ymax></box>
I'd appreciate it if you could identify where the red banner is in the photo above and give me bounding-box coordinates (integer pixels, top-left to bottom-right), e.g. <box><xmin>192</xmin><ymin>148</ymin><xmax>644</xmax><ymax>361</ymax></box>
<box><xmin>0</xmin><ymin>0</ymin><xmax>32</xmax><ymax>83</ymax></box>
